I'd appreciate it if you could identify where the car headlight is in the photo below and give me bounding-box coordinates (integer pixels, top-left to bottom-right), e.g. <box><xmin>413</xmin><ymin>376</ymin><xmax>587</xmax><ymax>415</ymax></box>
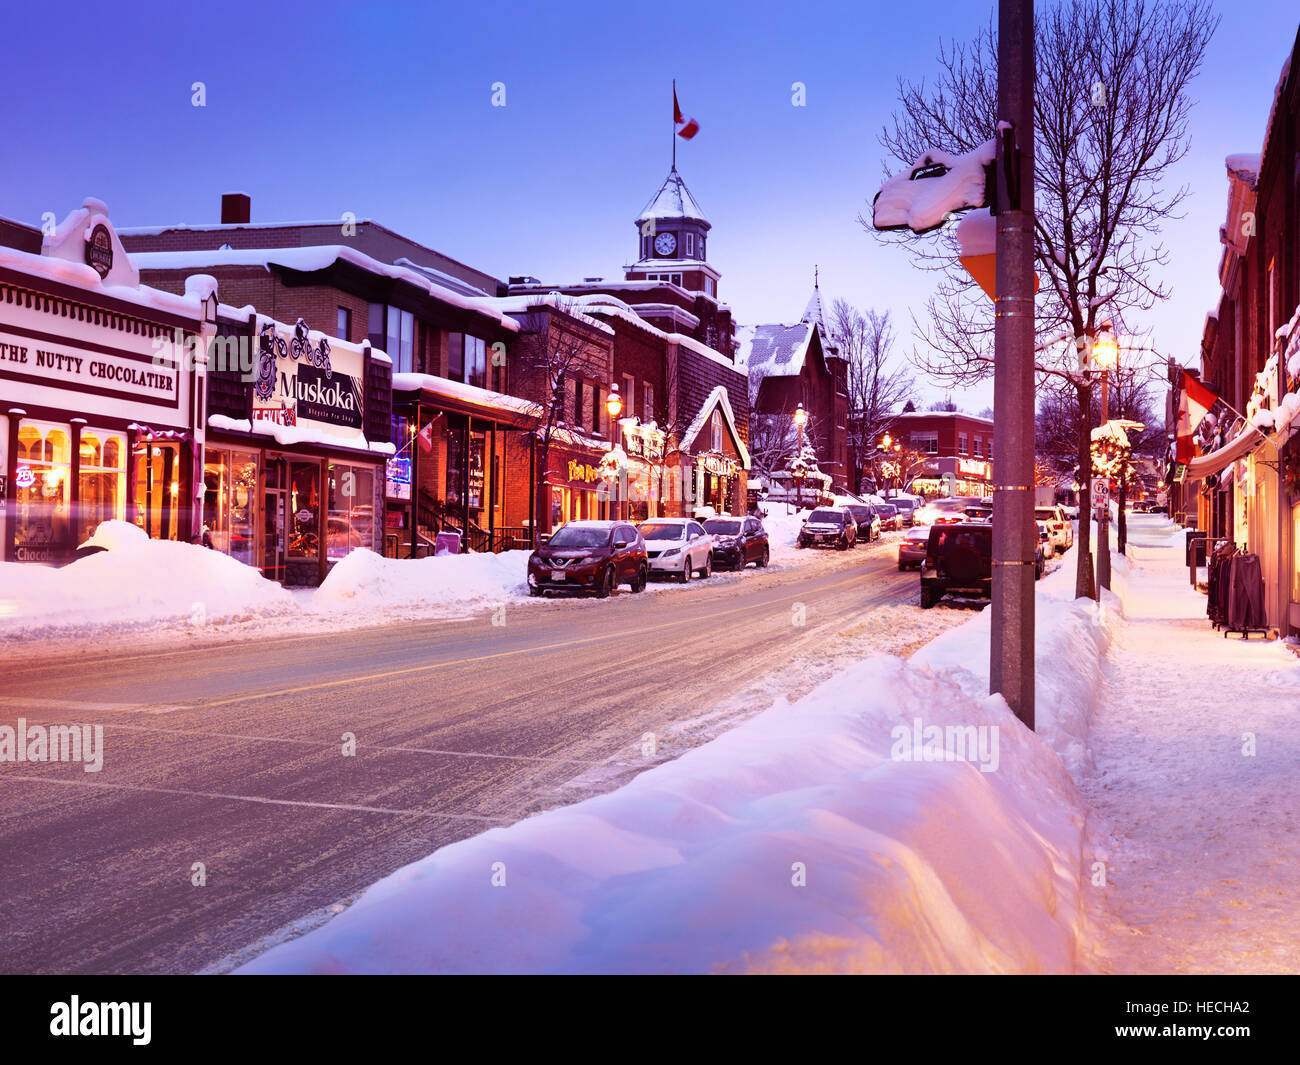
<box><xmin>662</xmin><ymin>548</ymin><xmax>680</xmax><ymax>557</ymax></box>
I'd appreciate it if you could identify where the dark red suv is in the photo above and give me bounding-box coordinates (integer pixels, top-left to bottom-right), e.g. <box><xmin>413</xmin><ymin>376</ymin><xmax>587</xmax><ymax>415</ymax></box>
<box><xmin>527</xmin><ymin>521</ymin><xmax>648</xmax><ymax>598</ymax></box>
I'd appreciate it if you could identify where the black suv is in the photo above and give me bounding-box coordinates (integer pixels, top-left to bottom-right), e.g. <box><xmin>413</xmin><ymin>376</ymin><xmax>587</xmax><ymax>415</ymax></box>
<box><xmin>702</xmin><ymin>515</ymin><xmax>770</xmax><ymax>569</ymax></box>
<box><xmin>919</xmin><ymin>522</ymin><xmax>992</xmax><ymax>608</ymax></box>
<box><xmin>797</xmin><ymin>507</ymin><xmax>857</xmax><ymax>550</ymax></box>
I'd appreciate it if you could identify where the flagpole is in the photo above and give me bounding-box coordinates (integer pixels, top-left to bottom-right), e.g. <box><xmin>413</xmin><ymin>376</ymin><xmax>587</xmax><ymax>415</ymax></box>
<box><xmin>672</xmin><ymin>79</ymin><xmax>676</xmax><ymax>170</ymax></box>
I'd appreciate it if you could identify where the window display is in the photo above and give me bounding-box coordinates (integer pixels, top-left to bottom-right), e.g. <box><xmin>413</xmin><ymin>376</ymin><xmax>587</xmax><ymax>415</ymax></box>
<box><xmin>327</xmin><ymin>462</ymin><xmax>375</xmax><ymax>560</ymax></box>
<box><xmin>288</xmin><ymin>461</ymin><xmax>321</xmax><ymax>558</ymax></box>
<box><xmin>77</xmin><ymin>430</ymin><xmax>127</xmax><ymax>542</ymax></box>
<box><xmin>15</xmin><ymin>421</ymin><xmax>72</xmax><ymax>562</ymax></box>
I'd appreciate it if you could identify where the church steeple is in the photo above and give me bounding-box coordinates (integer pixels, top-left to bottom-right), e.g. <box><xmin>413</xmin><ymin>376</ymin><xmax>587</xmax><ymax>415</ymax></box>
<box><xmin>801</xmin><ymin>266</ymin><xmax>826</xmax><ymax>329</ymax></box>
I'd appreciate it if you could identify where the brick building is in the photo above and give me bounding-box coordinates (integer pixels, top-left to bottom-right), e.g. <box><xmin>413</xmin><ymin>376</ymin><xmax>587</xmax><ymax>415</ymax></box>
<box><xmin>1186</xmin><ymin>25</ymin><xmax>1300</xmax><ymax>636</ymax></box>
<box><xmin>889</xmin><ymin>410</ymin><xmax>995</xmax><ymax>498</ymax></box>
<box><xmin>736</xmin><ymin>278</ymin><xmax>850</xmax><ymax>490</ymax></box>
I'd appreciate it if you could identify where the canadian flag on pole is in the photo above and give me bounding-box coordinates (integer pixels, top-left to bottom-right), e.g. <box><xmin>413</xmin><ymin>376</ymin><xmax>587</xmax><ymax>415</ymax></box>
<box><xmin>1176</xmin><ymin>370</ymin><xmax>1217</xmax><ymax>463</ymax></box>
<box><xmin>417</xmin><ymin>421</ymin><xmax>434</xmax><ymax>453</ymax></box>
<box><xmin>674</xmin><ymin>86</ymin><xmax>699</xmax><ymax>139</ymax></box>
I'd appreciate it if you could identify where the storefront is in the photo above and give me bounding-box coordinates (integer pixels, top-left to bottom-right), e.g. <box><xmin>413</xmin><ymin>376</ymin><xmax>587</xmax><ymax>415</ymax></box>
<box><xmin>909</xmin><ymin>456</ymin><xmax>993</xmax><ymax>499</ymax></box>
<box><xmin>1</xmin><ymin>199</ymin><xmax>206</xmax><ymax>563</ymax></box>
<box><xmin>204</xmin><ymin>314</ymin><xmax>388</xmax><ymax>585</ymax></box>
<box><xmin>546</xmin><ymin>442</ymin><xmax>604</xmax><ymax>527</ymax></box>
<box><xmin>678</xmin><ymin>388</ymin><xmax>750</xmax><ymax>517</ymax></box>
<box><xmin>619</xmin><ymin>419</ymin><xmax>667</xmax><ymax>522</ymax></box>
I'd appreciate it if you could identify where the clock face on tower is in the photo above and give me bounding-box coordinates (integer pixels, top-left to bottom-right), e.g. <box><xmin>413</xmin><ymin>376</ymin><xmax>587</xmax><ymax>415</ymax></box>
<box><xmin>654</xmin><ymin>232</ymin><xmax>677</xmax><ymax>256</ymax></box>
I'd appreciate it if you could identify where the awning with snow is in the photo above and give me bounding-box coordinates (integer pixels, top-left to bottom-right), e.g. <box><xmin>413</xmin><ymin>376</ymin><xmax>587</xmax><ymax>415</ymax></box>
<box><xmin>1184</xmin><ymin>423</ymin><xmax>1270</xmax><ymax>481</ymax></box>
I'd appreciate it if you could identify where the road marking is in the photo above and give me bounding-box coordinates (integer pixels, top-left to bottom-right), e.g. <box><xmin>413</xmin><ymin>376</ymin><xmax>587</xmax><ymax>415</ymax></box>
<box><xmin>196</xmin><ymin>566</ymin><xmax>889</xmax><ymax>708</ymax></box>
<box><xmin>100</xmin><ymin>723</ymin><xmax>612</xmax><ymax>765</ymax></box>
<box><xmin>0</xmin><ymin>774</ymin><xmax>506</xmax><ymax>822</ymax></box>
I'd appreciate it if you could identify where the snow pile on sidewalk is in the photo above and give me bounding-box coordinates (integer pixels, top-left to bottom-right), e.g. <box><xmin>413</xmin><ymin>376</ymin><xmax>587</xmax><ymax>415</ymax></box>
<box><xmin>241</xmin><ymin>601</ymin><xmax>1101</xmax><ymax>974</ymax></box>
<box><xmin>911</xmin><ymin>552</ymin><xmax>1111</xmax><ymax>778</ymax></box>
<box><xmin>311</xmin><ymin>548</ymin><xmax>529</xmax><ymax>619</ymax></box>
<box><xmin>0</xmin><ymin>521</ymin><xmax>295</xmax><ymax>637</ymax></box>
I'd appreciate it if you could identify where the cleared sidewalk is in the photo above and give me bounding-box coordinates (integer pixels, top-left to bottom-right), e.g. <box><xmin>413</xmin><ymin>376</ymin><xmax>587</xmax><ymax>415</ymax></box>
<box><xmin>1083</xmin><ymin>515</ymin><xmax>1300</xmax><ymax>974</ymax></box>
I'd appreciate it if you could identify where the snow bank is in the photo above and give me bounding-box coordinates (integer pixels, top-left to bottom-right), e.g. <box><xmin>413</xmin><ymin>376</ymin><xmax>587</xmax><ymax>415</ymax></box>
<box><xmin>310</xmin><ymin>548</ymin><xmax>529</xmax><ymax>618</ymax></box>
<box><xmin>240</xmin><ymin>650</ymin><xmax>1089</xmax><ymax>975</ymax></box>
<box><xmin>911</xmin><ymin>548</ymin><xmax>1111</xmax><ymax>778</ymax></box>
<box><xmin>0</xmin><ymin>521</ymin><xmax>295</xmax><ymax>637</ymax></box>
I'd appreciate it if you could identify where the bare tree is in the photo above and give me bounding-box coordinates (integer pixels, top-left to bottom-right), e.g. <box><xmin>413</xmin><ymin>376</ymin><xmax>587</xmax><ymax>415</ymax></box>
<box><xmin>830</xmin><ymin>300</ymin><xmax>915</xmax><ymax>491</ymax></box>
<box><xmin>514</xmin><ymin>298</ymin><xmax>608</xmax><ymax>537</ymax></box>
<box><xmin>870</xmin><ymin>0</ymin><xmax>1218</xmax><ymax>597</ymax></box>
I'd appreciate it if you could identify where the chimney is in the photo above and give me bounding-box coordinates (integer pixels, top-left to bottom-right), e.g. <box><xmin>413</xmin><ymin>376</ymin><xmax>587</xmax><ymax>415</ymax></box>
<box><xmin>221</xmin><ymin>193</ymin><xmax>251</xmax><ymax>225</ymax></box>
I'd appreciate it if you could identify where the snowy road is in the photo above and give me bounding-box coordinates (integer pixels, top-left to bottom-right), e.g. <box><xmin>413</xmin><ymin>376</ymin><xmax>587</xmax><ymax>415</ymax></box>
<box><xmin>0</xmin><ymin>536</ymin><xmax>974</xmax><ymax>974</ymax></box>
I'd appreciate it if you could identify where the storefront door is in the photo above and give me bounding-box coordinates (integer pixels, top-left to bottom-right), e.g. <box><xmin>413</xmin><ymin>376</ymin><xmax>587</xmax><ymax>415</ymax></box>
<box><xmin>132</xmin><ymin>440</ymin><xmax>181</xmax><ymax>540</ymax></box>
<box><xmin>262</xmin><ymin>458</ymin><xmax>287</xmax><ymax>583</ymax></box>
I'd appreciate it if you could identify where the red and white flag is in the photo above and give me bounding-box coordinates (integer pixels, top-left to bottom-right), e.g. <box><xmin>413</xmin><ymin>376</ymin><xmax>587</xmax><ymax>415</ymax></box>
<box><xmin>417</xmin><ymin>421</ymin><xmax>435</xmax><ymax>453</ymax></box>
<box><xmin>1176</xmin><ymin>370</ymin><xmax>1217</xmax><ymax>463</ymax></box>
<box><xmin>674</xmin><ymin>86</ymin><xmax>699</xmax><ymax>140</ymax></box>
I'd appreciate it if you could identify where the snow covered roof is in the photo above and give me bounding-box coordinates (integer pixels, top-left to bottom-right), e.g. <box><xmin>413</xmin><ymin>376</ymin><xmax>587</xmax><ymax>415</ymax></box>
<box><xmin>479</xmin><ymin>292</ymin><xmax>615</xmax><ymax>335</ymax></box>
<box><xmin>680</xmin><ymin>385</ymin><xmax>751</xmax><ymax>469</ymax></box>
<box><xmin>734</xmin><ymin>322</ymin><xmax>815</xmax><ymax>379</ymax></box>
<box><xmin>801</xmin><ymin>278</ymin><xmax>826</xmax><ymax>329</ymax></box>
<box><xmin>128</xmin><ymin>245</ymin><xmax>520</xmax><ymax>332</ymax></box>
<box><xmin>637</xmin><ymin>168</ymin><xmax>709</xmax><ymax>225</ymax></box>
<box><xmin>873</xmin><ymin>140</ymin><xmax>996</xmax><ymax>233</ymax></box>
<box><xmin>1225</xmin><ymin>153</ymin><xmax>1262</xmax><ymax>189</ymax></box>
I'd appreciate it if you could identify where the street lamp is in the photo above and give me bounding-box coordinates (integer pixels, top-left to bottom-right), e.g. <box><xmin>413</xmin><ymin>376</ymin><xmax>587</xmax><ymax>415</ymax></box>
<box><xmin>605</xmin><ymin>385</ymin><xmax>623</xmax><ymax>519</ymax></box>
<box><xmin>793</xmin><ymin>403</ymin><xmax>808</xmax><ymax>510</ymax></box>
<box><xmin>1091</xmin><ymin>326</ymin><xmax>1119</xmax><ymax>591</ymax></box>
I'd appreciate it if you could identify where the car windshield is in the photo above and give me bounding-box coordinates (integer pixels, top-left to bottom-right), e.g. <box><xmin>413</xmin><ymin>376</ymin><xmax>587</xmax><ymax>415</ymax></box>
<box><xmin>1035</xmin><ymin>508</ymin><xmax>1057</xmax><ymax>519</ymax></box>
<box><xmin>703</xmin><ymin>520</ymin><xmax>741</xmax><ymax>535</ymax></box>
<box><xmin>639</xmin><ymin>522</ymin><xmax>685</xmax><ymax>540</ymax></box>
<box><xmin>878</xmin><ymin>504</ymin><xmax>896</xmax><ymax>515</ymax></box>
<box><xmin>547</xmin><ymin>525</ymin><xmax>609</xmax><ymax>548</ymax></box>
<box><xmin>846</xmin><ymin>507</ymin><xmax>869</xmax><ymax>519</ymax></box>
<box><xmin>905</xmin><ymin>527</ymin><xmax>930</xmax><ymax>540</ymax></box>
<box><xmin>808</xmin><ymin>509</ymin><xmax>844</xmax><ymax>524</ymax></box>
<box><xmin>892</xmin><ymin>499</ymin><xmax>915</xmax><ymax>511</ymax></box>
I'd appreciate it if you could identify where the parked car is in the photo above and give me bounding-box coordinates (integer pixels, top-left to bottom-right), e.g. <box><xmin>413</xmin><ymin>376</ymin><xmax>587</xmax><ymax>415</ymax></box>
<box><xmin>897</xmin><ymin>525</ymin><xmax>931</xmax><ymax>570</ymax></box>
<box><xmin>913</xmin><ymin>497</ymin><xmax>970</xmax><ymax>527</ymax></box>
<box><xmin>875</xmin><ymin>502</ymin><xmax>901</xmax><ymax>532</ymax></box>
<box><xmin>639</xmin><ymin>517</ymin><xmax>714</xmax><ymax>581</ymax></box>
<box><xmin>1035</xmin><ymin>521</ymin><xmax>1053</xmax><ymax>577</ymax></box>
<box><xmin>890</xmin><ymin>497</ymin><xmax>918</xmax><ymax>526</ymax></box>
<box><xmin>845</xmin><ymin>504</ymin><xmax>881</xmax><ymax>544</ymax></box>
<box><xmin>797</xmin><ymin>507</ymin><xmax>858</xmax><ymax>550</ymax></box>
<box><xmin>920</xmin><ymin>522</ymin><xmax>992</xmax><ymax>608</ymax></box>
<box><xmin>1034</xmin><ymin>505</ymin><xmax>1074</xmax><ymax>553</ymax></box>
<box><xmin>703</xmin><ymin>515</ymin><xmax>770</xmax><ymax>569</ymax></box>
<box><xmin>528</xmin><ymin>520</ymin><xmax>647</xmax><ymax>598</ymax></box>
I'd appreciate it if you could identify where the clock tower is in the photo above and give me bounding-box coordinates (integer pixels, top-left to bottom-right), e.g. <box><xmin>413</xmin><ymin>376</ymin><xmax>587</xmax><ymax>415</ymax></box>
<box><xmin>626</xmin><ymin>167</ymin><xmax>721</xmax><ymax>301</ymax></box>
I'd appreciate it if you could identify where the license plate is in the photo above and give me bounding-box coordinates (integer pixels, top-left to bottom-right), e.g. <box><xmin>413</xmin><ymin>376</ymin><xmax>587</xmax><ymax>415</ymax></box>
<box><xmin>550</xmin><ymin>571</ymin><xmax>566</xmax><ymax>581</ymax></box>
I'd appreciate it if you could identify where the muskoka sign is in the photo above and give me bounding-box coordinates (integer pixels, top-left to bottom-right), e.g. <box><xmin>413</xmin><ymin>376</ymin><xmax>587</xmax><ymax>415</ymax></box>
<box><xmin>252</xmin><ymin>318</ymin><xmax>364</xmax><ymax>433</ymax></box>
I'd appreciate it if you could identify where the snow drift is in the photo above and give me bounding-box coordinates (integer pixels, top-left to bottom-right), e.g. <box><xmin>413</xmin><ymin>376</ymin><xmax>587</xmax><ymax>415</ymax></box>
<box><xmin>312</xmin><ymin>548</ymin><xmax>529</xmax><ymax>618</ymax></box>
<box><xmin>0</xmin><ymin>521</ymin><xmax>295</xmax><ymax>637</ymax></box>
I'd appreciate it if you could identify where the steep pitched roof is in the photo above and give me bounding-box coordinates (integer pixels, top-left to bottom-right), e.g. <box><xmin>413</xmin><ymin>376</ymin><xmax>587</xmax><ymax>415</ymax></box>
<box><xmin>734</xmin><ymin>322</ymin><xmax>815</xmax><ymax>379</ymax></box>
<box><xmin>800</xmin><ymin>269</ymin><xmax>826</xmax><ymax>329</ymax></box>
<box><xmin>680</xmin><ymin>385</ymin><xmax>751</xmax><ymax>469</ymax></box>
<box><xmin>637</xmin><ymin>168</ymin><xmax>709</xmax><ymax>225</ymax></box>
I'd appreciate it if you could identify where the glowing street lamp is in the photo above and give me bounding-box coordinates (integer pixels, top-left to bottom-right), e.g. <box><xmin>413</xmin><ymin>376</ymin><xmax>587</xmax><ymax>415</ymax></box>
<box><xmin>605</xmin><ymin>385</ymin><xmax>624</xmax><ymax>518</ymax></box>
<box><xmin>793</xmin><ymin>403</ymin><xmax>808</xmax><ymax>509</ymax></box>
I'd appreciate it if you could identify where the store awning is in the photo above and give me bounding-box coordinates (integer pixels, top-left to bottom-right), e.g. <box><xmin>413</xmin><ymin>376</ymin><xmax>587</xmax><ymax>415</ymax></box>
<box><xmin>1184</xmin><ymin>423</ymin><xmax>1270</xmax><ymax>481</ymax></box>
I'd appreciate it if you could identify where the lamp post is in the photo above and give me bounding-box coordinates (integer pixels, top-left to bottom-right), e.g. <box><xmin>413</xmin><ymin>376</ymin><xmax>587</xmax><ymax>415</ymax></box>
<box><xmin>1091</xmin><ymin>328</ymin><xmax>1118</xmax><ymax>591</ymax></box>
<box><xmin>793</xmin><ymin>403</ymin><xmax>808</xmax><ymax>510</ymax></box>
<box><xmin>605</xmin><ymin>384</ymin><xmax>623</xmax><ymax>520</ymax></box>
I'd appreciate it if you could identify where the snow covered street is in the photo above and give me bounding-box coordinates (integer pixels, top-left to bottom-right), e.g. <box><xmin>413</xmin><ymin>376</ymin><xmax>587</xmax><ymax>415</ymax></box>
<box><xmin>1082</xmin><ymin>516</ymin><xmax>1300</xmax><ymax>974</ymax></box>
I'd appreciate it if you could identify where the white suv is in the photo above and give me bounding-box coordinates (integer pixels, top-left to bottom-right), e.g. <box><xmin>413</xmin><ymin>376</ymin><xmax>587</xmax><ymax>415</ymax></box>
<box><xmin>639</xmin><ymin>518</ymin><xmax>714</xmax><ymax>581</ymax></box>
<box><xmin>1034</xmin><ymin>506</ymin><xmax>1074</xmax><ymax>554</ymax></box>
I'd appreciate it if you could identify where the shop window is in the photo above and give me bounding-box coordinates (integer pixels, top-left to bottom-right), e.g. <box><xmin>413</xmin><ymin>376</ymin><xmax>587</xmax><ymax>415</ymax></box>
<box><xmin>447</xmin><ymin>333</ymin><xmax>487</xmax><ymax>389</ymax></box>
<box><xmin>203</xmin><ymin>448</ymin><xmax>258</xmax><ymax>565</ymax></box>
<box><xmin>288</xmin><ymin>461</ymin><xmax>321</xmax><ymax>558</ymax></box>
<box><xmin>77</xmin><ymin>429</ymin><xmax>127</xmax><ymax>542</ymax></box>
<box><xmin>372</xmin><ymin>305</ymin><xmax>414</xmax><ymax>373</ymax></box>
<box><xmin>1292</xmin><ymin>503</ymin><xmax>1300</xmax><ymax>604</ymax></box>
<box><xmin>337</xmin><ymin>307</ymin><xmax>352</xmax><ymax>343</ymax></box>
<box><xmin>642</xmin><ymin>382</ymin><xmax>655</xmax><ymax>421</ymax></box>
<box><xmin>958</xmin><ymin>433</ymin><xmax>969</xmax><ymax>456</ymax></box>
<box><xmin>711</xmin><ymin>410</ymin><xmax>723</xmax><ymax>452</ymax></box>
<box><xmin>15</xmin><ymin>421</ymin><xmax>72</xmax><ymax>559</ymax></box>
<box><xmin>912</xmin><ymin>432</ymin><xmax>938</xmax><ymax>455</ymax></box>
<box><xmin>328</xmin><ymin>463</ymin><xmax>376</xmax><ymax>560</ymax></box>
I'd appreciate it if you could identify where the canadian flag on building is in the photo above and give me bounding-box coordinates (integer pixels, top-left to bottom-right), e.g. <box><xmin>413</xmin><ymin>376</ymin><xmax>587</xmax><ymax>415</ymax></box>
<box><xmin>1175</xmin><ymin>370</ymin><xmax>1217</xmax><ymax>463</ymax></box>
<box><xmin>674</xmin><ymin>85</ymin><xmax>699</xmax><ymax>140</ymax></box>
<box><xmin>417</xmin><ymin>421</ymin><xmax>435</xmax><ymax>453</ymax></box>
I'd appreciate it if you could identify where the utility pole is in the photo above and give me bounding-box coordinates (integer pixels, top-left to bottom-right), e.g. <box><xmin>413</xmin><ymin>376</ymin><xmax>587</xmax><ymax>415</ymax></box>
<box><xmin>990</xmin><ymin>0</ymin><xmax>1036</xmax><ymax>730</ymax></box>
